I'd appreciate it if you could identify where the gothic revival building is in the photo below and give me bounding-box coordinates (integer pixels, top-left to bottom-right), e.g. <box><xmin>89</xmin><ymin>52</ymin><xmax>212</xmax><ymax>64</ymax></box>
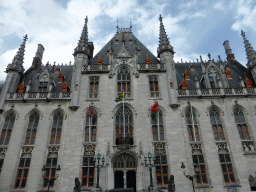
<box><xmin>1</xmin><ymin>15</ymin><xmax>256</xmax><ymax>192</ymax></box>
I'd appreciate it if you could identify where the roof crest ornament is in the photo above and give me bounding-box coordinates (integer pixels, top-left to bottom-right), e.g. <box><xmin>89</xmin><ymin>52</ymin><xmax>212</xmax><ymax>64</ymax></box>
<box><xmin>116</xmin><ymin>19</ymin><xmax>132</xmax><ymax>33</ymax></box>
<box><xmin>208</xmin><ymin>53</ymin><xmax>211</xmax><ymax>60</ymax></box>
<box><xmin>241</xmin><ymin>30</ymin><xmax>256</xmax><ymax>67</ymax></box>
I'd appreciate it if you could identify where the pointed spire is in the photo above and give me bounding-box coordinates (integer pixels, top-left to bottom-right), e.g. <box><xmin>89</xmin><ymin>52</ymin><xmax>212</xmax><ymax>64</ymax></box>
<box><xmin>157</xmin><ymin>14</ymin><xmax>174</xmax><ymax>57</ymax></box>
<box><xmin>6</xmin><ymin>34</ymin><xmax>27</xmax><ymax>73</ymax></box>
<box><xmin>74</xmin><ymin>16</ymin><xmax>90</xmax><ymax>56</ymax></box>
<box><xmin>241</xmin><ymin>30</ymin><xmax>256</xmax><ymax>67</ymax></box>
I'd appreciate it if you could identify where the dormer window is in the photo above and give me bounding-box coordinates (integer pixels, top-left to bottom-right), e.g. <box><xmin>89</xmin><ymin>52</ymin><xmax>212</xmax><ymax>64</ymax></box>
<box><xmin>55</xmin><ymin>69</ymin><xmax>60</xmax><ymax>73</ymax></box>
<box><xmin>39</xmin><ymin>82</ymin><xmax>48</xmax><ymax>92</ymax></box>
<box><xmin>208</xmin><ymin>67</ymin><xmax>218</xmax><ymax>88</ymax></box>
<box><xmin>58</xmin><ymin>73</ymin><xmax>64</xmax><ymax>82</ymax></box>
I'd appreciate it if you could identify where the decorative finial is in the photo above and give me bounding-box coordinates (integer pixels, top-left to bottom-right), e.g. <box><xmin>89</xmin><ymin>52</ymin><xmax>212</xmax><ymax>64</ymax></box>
<box><xmin>23</xmin><ymin>34</ymin><xmax>28</xmax><ymax>41</ymax></box>
<box><xmin>241</xmin><ymin>30</ymin><xmax>245</xmax><ymax>36</ymax></box>
<box><xmin>196</xmin><ymin>58</ymin><xmax>199</xmax><ymax>62</ymax></box>
<box><xmin>130</xmin><ymin>19</ymin><xmax>132</xmax><ymax>29</ymax></box>
<box><xmin>208</xmin><ymin>53</ymin><xmax>211</xmax><ymax>60</ymax></box>
<box><xmin>159</xmin><ymin>14</ymin><xmax>162</xmax><ymax>22</ymax></box>
<box><xmin>200</xmin><ymin>55</ymin><xmax>203</xmax><ymax>62</ymax></box>
<box><xmin>117</xmin><ymin>19</ymin><xmax>119</xmax><ymax>29</ymax></box>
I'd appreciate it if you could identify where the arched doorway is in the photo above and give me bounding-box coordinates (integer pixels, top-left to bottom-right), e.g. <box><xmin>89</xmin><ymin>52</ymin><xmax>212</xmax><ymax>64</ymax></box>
<box><xmin>113</xmin><ymin>152</ymin><xmax>137</xmax><ymax>192</ymax></box>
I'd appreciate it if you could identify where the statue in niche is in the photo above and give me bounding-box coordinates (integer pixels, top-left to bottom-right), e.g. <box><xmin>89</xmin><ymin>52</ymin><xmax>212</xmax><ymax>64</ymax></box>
<box><xmin>73</xmin><ymin>177</ymin><xmax>81</xmax><ymax>192</ymax></box>
<box><xmin>168</xmin><ymin>175</ymin><xmax>175</xmax><ymax>192</ymax></box>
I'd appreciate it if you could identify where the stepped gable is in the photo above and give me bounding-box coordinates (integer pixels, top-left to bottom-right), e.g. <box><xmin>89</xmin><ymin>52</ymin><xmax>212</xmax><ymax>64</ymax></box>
<box><xmin>89</xmin><ymin>32</ymin><xmax>159</xmax><ymax>65</ymax></box>
<box><xmin>23</xmin><ymin>64</ymin><xmax>73</xmax><ymax>93</ymax></box>
<box><xmin>175</xmin><ymin>60</ymin><xmax>254</xmax><ymax>89</ymax></box>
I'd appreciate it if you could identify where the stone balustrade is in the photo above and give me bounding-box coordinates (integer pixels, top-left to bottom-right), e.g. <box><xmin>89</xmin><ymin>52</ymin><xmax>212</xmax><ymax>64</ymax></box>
<box><xmin>138</xmin><ymin>63</ymin><xmax>166</xmax><ymax>71</ymax></box>
<box><xmin>6</xmin><ymin>92</ymin><xmax>71</xmax><ymax>101</ymax></box>
<box><xmin>82</xmin><ymin>64</ymin><xmax>110</xmax><ymax>73</ymax></box>
<box><xmin>177</xmin><ymin>88</ymin><xmax>256</xmax><ymax>97</ymax></box>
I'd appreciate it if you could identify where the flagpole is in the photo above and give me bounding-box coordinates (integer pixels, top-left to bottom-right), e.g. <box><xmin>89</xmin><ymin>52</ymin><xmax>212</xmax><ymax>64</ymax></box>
<box><xmin>157</xmin><ymin>110</ymin><xmax>160</xmax><ymax>141</ymax></box>
<box><xmin>123</xmin><ymin>89</ymin><xmax>125</xmax><ymax>144</ymax></box>
<box><xmin>191</xmin><ymin>105</ymin><xmax>196</xmax><ymax>142</ymax></box>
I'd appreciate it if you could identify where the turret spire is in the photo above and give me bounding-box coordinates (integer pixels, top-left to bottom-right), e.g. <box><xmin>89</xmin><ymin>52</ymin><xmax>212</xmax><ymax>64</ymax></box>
<box><xmin>157</xmin><ymin>14</ymin><xmax>174</xmax><ymax>57</ymax></box>
<box><xmin>74</xmin><ymin>16</ymin><xmax>89</xmax><ymax>56</ymax></box>
<box><xmin>241</xmin><ymin>30</ymin><xmax>256</xmax><ymax>67</ymax></box>
<box><xmin>6</xmin><ymin>34</ymin><xmax>27</xmax><ymax>73</ymax></box>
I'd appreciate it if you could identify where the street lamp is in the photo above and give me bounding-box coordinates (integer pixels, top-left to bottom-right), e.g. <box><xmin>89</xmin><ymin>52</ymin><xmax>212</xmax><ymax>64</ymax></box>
<box><xmin>93</xmin><ymin>150</ymin><xmax>105</xmax><ymax>189</ymax></box>
<box><xmin>181</xmin><ymin>162</ymin><xmax>199</xmax><ymax>192</ymax></box>
<box><xmin>144</xmin><ymin>150</ymin><xmax>156</xmax><ymax>188</ymax></box>
<box><xmin>42</xmin><ymin>164</ymin><xmax>61</xmax><ymax>192</ymax></box>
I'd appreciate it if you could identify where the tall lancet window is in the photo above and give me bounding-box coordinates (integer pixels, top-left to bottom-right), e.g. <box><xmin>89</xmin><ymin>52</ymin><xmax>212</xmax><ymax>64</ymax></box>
<box><xmin>115</xmin><ymin>106</ymin><xmax>133</xmax><ymax>145</ymax></box>
<box><xmin>85</xmin><ymin>108</ymin><xmax>97</xmax><ymax>142</ymax></box>
<box><xmin>0</xmin><ymin>112</ymin><xmax>15</xmax><ymax>145</ymax></box>
<box><xmin>210</xmin><ymin>109</ymin><xmax>225</xmax><ymax>141</ymax></box>
<box><xmin>208</xmin><ymin>66</ymin><xmax>219</xmax><ymax>88</ymax></box>
<box><xmin>186</xmin><ymin>108</ymin><xmax>200</xmax><ymax>142</ymax></box>
<box><xmin>50</xmin><ymin>112</ymin><xmax>63</xmax><ymax>144</ymax></box>
<box><xmin>24</xmin><ymin>112</ymin><xmax>39</xmax><ymax>145</ymax></box>
<box><xmin>151</xmin><ymin>111</ymin><xmax>164</xmax><ymax>141</ymax></box>
<box><xmin>234</xmin><ymin>108</ymin><xmax>250</xmax><ymax>140</ymax></box>
<box><xmin>117</xmin><ymin>66</ymin><xmax>131</xmax><ymax>98</ymax></box>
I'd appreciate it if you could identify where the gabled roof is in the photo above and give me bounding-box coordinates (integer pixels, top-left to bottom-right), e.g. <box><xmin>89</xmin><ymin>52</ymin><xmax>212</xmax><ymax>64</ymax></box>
<box><xmin>89</xmin><ymin>32</ymin><xmax>160</xmax><ymax>65</ymax></box>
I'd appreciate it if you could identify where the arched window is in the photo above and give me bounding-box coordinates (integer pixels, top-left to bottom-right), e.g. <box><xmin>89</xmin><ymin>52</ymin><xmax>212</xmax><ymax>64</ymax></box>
<box><xmin>186</xmin><ymin>108</ymin><xmax>200</xmax><ymax>142</ymax></box>
<box><xmin>50</xmin><ymin>112</ymin><xmax>63</xmax><ymax>144</ymax></box>
<box><xmin>24</xmin><ymin>112</ymin><xmax>39</xmax><ymax>145</ymax></box>
<box><xmin>149</xmin><ymin>76</ymin><xmax>159</xmax><ymax>98</ymax></box>
<box><xmin>0</xmin><ymin>112</ymin><xmax>15</xmax><ymax>145</ymax></box>
<box><xmin>117</xmin><ymin>66</ymin><xmax>131</xmax><ymax>98</ymax></box>
<box><xmin>89</xmin><ymin>77</ymin><xmax>99</xmax><ymax>99</ymax></box>
<box><xmin>151</xmin><ymin>111</ymin><xmax>164</xmax><ymax>141</ymax></box>
<box><xmin>85</xmin><ymin>108</ymin><xmax>97</xmax><ymax>142</ymax></box>
<box><xmin>116</xmin><ymin>106</ymin><xmax>133</xmax><ymax>145</ymax></box>
<box><xmin>234</xmin><ymin>108</ymin><xmax>250</xmax><ymax>140</ymax></box>
<box><xmin>210</xmin><ymin>109</ymin><xmax>225</xmax><ymax>141</ymax></box>
<box><xmin>113</xmin><ymin>153</ymin><xmax>136</xmax><ymax>168</ymax></box>
<box><xmin>208</xmin><ymin>66</ymin><xmax>219</xmax><ymax>88</ymax></box>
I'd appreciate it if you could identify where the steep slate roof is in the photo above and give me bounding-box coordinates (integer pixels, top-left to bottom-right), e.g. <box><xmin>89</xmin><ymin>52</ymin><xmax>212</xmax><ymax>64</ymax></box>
<box><xmin>22</xmin><ymin>65</ymin><xmax>73</xmax><ymax>93</ymax></box>
<box><xmin>175</xmin><ymin>60</ymin><xmax>255</xmax><ymax>89</ymax></box>
<box><xmin>89</xmin><ymin>32</ymin><xmax>160</xmax><ymax>65</ymax></box>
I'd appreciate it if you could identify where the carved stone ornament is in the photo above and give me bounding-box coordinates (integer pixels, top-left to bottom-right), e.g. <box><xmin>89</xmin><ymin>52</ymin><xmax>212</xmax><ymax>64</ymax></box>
<box><xmin>84</xmin><ymin>144</ymin><xmax>96</xmax><ymax>156</ymax></box>
<box><xmin>154</xmin><ymin>142</ymin><xmax>166</xmax><ymax>155</ymax></box>
<box><xmin>190</xmin><ymin>143</ymin><xmax>202</xmax><ymax>153</ymax></box>
<box><xmin>216</xmin><ymin>142</ymin><xmax>229</xmax><ymax>153</ymax></box>
<box><xmin>242</xmin><ymin>141</ymin><xmax>255</xmax><ymax>152</ymax></box>
<box><xmin>21</xmin><ymin>146</ymin><xmax>33</xmax><ymax>157</ymax></box>
<box><xmin>47</xmin><ymin>146</ymin><xmax>59</xmax><ymax>157</ymax></box>
<box><xmin>116</xmin><ymin>44</ymin><xmax>132</xmax><ymax>58</ymax></box>
<box><xmin>0</xmin><ymin>147</ymin><xmax>7</xmax><ymax>155</ymax></box>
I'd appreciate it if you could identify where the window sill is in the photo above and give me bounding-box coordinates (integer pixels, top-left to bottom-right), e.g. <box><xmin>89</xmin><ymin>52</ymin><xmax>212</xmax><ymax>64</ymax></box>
<box><xmin>21</xmin><ymin>145</ymin><xmax>34</xmax><ymax>147</ymax></box>
<box><xmin>83</xmin><ymin>142</ymin><xmax>97</xmax><ymax>145</ymax></box>
<box><xmin>223</xmin><ymin>184</ymin><xmax>241</xmax><ymax>188</ymax></box>
<box><xmin>37</xmin><ymin>190</ymin><xmax>55</xmax><ymax>192</ymax></box>
<box><xmin>9</xmin><ymin>190</ymin><xmax>26</xmax><ymax>192</ymax></box>
<box><xmin>195</xmin><ymin>184</ymin><xmax>212</xmax><ymax>189</ymax></box>
<box><xmin>148</xmin><ymin>98</ymin><xmax>162</xmax><ymax>100</ymax></box>
<box><xmin>189</xmin><ymin>141</ymin><xmax>202</xmax><ymax>144</ymax></box>
<box><xmin>243</xmin><ymin>151</ymin><xmax>256</xmax><ymax>155</ymax></box>
<box><xmin>215</xmin><ymin>140</ymin><xmax>227</xmax><ymax>143</ymax></box>
<box><xmin>47</xmin><ymin>144</ymin><xmax>60</xmax><ymax>147</ymax></box>
<box><xmin>0</xmin><ymin>145</ymin><xmax>8</xmax><ymax>149</ymax></box>
<box><xmin>152</xmin><ymin>141</ymin><xmax>166</xmax><ymax>143</ymax></box>
<box><xmin>86</xmin><ymin>99</ymin><xmax>100</xmax><ymax>101</ymax></box>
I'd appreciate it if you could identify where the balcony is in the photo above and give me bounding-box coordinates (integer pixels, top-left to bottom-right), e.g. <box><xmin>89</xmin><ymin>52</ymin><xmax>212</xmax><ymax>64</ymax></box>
<box><xmin>176</xmin><ymin>87</ymin><xmax>256</xmax><ymax>98</ymax></box>
<box><xmin>82</xmin><ymin>64</ymin><xmax>110</xmax><ymax>74</ymax></box>
<box><xmin>116</xmin><ymin>137</ymin><xmax>134</xmax><ymax>145</ymax></box>
<box><xmin>6</xmin><ymin>92</ymin><xmax>71</xmax><ymax>101</ymax></box>
<box><xmin>137</xmin><ymin>63</ymin><xmax>166</xmax><ymax>72</ymax></box>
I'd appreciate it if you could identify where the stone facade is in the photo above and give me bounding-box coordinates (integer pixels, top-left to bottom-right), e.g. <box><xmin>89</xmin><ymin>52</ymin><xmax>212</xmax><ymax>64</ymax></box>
<box><xmin>0</xmin><ymin>16</ymin><xmax>256</xmax><ymax>192</ymax></box>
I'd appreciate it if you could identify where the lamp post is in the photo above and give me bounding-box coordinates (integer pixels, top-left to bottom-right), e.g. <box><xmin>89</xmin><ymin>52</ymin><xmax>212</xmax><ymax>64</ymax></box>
<box><xmin>144</xmin><ymin>150</ymin><xmax>156</xmax><ymax>188</ymax></box>
<box><xmin>181</xmin><ymin>162</ymin><xmax>199</xmax><ymax>192</ymax></box>
<box><xmin>42</xmin><ymin>164</ymin><xmax>61</xmax><ymax>192</ymax></box>
<box><xmin>93</xmin><ymin>150</ymin><xmax>105</xmax><ymax>189</ymax></box>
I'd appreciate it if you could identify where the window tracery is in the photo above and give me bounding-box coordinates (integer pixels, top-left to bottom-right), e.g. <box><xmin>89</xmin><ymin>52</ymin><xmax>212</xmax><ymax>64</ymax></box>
<box><xmin>24</xmin><ymin>112</ymin><xmax>39</xmax><ymax>145</ymax></box>
<box><xmin>115</xmin><ymin>106</ymin><xmax>133</xmax><ymax>145</ymax></box>
<box><xmin>185</xmin><ymin>109</ymin><xmax>200</xmax><ymax>142</ymax></box>
<box><xmin>89</xmin><ymin>77</ymin><xmax>99</xmax><ymax>99</ymax></box>
<box><xmin>85</xmin><ymin>108</ymin><xmax>97</xmax><ymax>142</ymax></box>
<box><xmin>50</xmin><ymin>112</ymin><xmax>63</xmax><ymax>144</ymax></box>
<box><xmin>210</xmin><ymin>109</ymin><xmax>225</xmax><ymax>141</ymax></box>
<box><xmin>149</xmin><ymin>76</ymin><xmax>159</xmax><ymax>98</ymax></box>
<box><xmin>117</xmin><ymin>66</ymin><xmax>131</xmax><ymax>98</ymax></box>
<box><xmin>234</xmin><ymin>108</ymin><xmax>250</xmax><ymax>140</ymax></box>
<box><xmin>113</xmin><ymin>153</ymin><xmax>136</xmax><ymax>169</ymax></box>
<box><xmin>151</xmin><ymin>111</ymin><xmax>164</xmax><ymax>141</ymax></box>
<box><xmin>208</xmin><ymin>66</ymin><xmax>220</xmax><ymax>88</ymax></box>
<box><xmin>0</xmin><ymin>112</ymin><xmax>15</xmax><ymax>145</ymax></box>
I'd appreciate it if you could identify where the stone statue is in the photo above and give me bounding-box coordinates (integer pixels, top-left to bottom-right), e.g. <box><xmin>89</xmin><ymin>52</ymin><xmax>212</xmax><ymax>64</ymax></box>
<box><xmin>73</xmin><ymin>177</ymin><xmax>81</xmax><ymax>192</ymax></box>
<box><xmin>168</xmin><ymin>175</ymin><xmax>175</xmax><ymax>192</ymax></box>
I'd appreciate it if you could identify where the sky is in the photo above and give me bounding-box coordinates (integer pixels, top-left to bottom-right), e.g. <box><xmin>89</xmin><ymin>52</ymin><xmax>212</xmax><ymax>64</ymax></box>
<box><xmin>0</xmin><ymin>0</ymin><xmax>256</xmax><ymax>81</ymax></box>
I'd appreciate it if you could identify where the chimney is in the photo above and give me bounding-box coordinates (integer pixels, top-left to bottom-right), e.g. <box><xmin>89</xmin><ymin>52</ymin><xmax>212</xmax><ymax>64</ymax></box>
<box><xmin>223</xmin><ymin>40</ymin><xmax>235</xmax><ymax>65</ymax></box>
<box><xmin>32</xmin><ymin>44</ymin><xmax>45</xmax><ymax>71</ymax></box>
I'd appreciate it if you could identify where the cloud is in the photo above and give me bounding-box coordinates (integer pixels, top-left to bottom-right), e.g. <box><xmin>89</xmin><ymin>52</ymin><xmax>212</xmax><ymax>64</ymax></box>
<box><xmin>214</xmin><ymin>1</ymin><xmax>225</xmax><ymax>11</ymax></box>
<box><xmin>231</xmin><ymin>0</ymin><xmax>256</xmax><ymax>32</ymax></box>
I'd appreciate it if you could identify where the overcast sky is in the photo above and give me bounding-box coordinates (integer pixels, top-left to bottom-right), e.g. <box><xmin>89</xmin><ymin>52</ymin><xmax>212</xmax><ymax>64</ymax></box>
<box><xmin>0</xmin><ymin>0</ymin><xmax>256</xmax><ymax>81</ymax></box>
